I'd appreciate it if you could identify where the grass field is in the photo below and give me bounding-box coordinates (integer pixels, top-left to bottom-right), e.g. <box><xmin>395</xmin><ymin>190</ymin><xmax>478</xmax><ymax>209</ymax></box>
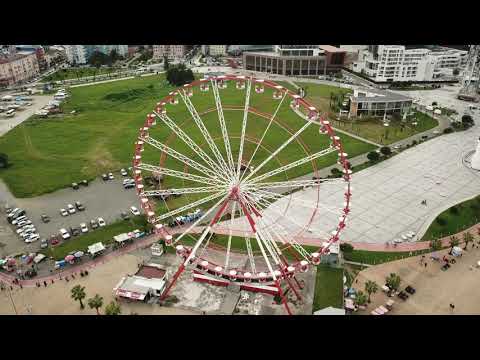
<box><xmin>43</xmin><ymin>67</ymin><xmax>118</xmax><ymax>82</ymax></box>
<box><xmin>0</xmin><ymin>75</ymin><xmax>374</xmax><ymax>199</ymax></box>
<box><xmin>312</xmin><ymin>265</ymin><xmax>343</xmax><ymax>312</ymax></box>
<box><xmin>421</xmin><ymin>195</ymin><xmax>480</xmax><ymax>241</ymax></box>
<box><xmin>295</xmin><ymin>81</ymin><xmax>351</xmax><ymax>114</ymax></box>
<box><xmin>44</xmin><ymin>216</ymin><xmax>148</xmax><ymax>260</ymax></box>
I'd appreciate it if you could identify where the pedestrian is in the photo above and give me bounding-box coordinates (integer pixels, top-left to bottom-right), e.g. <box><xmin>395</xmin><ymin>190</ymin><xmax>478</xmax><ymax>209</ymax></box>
<box><xmin>449</xmin><ymin>303</ymin><xmax>455</xmax><ymax>312</ymax></box>
<box><xmin>19</xmin><ymin>283</ymin><xmax>23</xmax><ymax>289</ymax></box>
<box><xmin>424</xmin><ymin>262</ymin><xmax>427</xmax><ymax>268</ymax></box>
<box><xmin>43</xmin><ymin>281</ymin><xmax>47</xmax><ymax>287</ymax></box>
<box><xmin>51</xmin><ymin>279</ymin><xmax>54</xmax><ymax>284</ymax></box>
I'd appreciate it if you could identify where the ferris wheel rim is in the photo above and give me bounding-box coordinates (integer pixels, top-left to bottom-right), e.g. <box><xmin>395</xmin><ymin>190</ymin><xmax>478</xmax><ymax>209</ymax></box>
<box><xmin>133</xmin><ymin>74</ymin><xmax>352</xmax><ymax>283</ymax></box>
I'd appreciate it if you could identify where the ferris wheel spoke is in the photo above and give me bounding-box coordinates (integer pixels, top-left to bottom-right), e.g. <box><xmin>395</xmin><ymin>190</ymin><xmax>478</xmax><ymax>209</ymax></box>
<box><xmin>173</xmin><ymin>192</ymin><xmax>230</xmax><ymax>245</ymax></box>
<box><xmin>236</xmin><ymin>79</ymin><xmax>252</xmax><ymax>181</ymax></box>
<box><xmin>224</xmin><ymin>201</ymin><xmax>237</xmax><ymax>270</ymax></box>
<box><xmin>140</xmin><ymin>135</ymin><xmax>220</xmax><ymax>180</ymax></box>
<box><xmin>242</xmin><ymin>118</ymin><xmax>315</xmax><ymax>183</ymax></box>
<box><xmin>178</xmin><ymin>90</ymin><xmax>233</xmax><ymax>181</ymax></box>
<box><xmin>247</xmin><ymin>177</ymin><xmax>344</xmax><ymax>190</ymax></box>
<box><xmin>239</xmin><ymin>91</ymin><xmax>288</xmax><ymax>183</ymax></box>
<box><xmin>154</xmin><ymin>190</ymin><xmax>228</xmax><ymax>222</ymax></box>
<box><xmin>246</xmin><ymin>147</ymin><xmax>337</xmax><ymax>185</ymax></box>
<box><xmin>154</xmin><ymin>111</ymin><xmax>230</xmax><ymax>182</ymax></box>
<box><xmin>136</xmin><ymin>163</ymin><xmax>222</xmax><ymax>186</ymax></box>
<box><xmin>142</xmin><ymin>185</ymin><xmax>226</xmax><ymax>197</ymax></box>
<box><xmin>211</xmin><ymin>79</ymin><xmax>236</xmax><ymax>173</ymax></box>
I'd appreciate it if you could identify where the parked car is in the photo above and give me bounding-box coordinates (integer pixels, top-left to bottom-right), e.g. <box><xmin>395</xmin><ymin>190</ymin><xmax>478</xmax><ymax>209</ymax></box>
<box><xmin>72</xmin><ymin>182</ymin><xmax>79</xmax><ymax>190</ymax></box>
<box><xmin>70</xmin><ymin>227</ymin><xmax>81</xmax><ymax>236</ymax></box>
<box><xmin>97</xmin><ymin>217</ymin><xmax>106</xmax><ymax>227</ymax></box>
<box><xmin>25</xmin><ymin>234</ymin><xmax>40</xmax><ymax>243</ymax></box>
<box><xmin>120</xmin><ymin>168</ymin><xmax>128</xmax><ymax>176</ymax></box>
<box><xmin>108</xmin><ymin>172</ymin><xmax>114</xmax><ymax>180</ymax></box>
<box><xmin>90</xmin><ymin>219</ymin><xmax>99</xmax><ymax>229</ymax></box>
<box><xmin>12</xmin><ymin>215</ymin><xmax>27</xmax><ymax>225</ymax></box>
<box><xmin>59</xmin><ymin>228</ymin><xmax>71</xmax><ymax>240</ymax></box>
<box><xmin>75</xmin><ymin>201</ymin><xmax>85</xmax><ymax>211</ymax></box>
<box><xmin>120</xmin><ymin>211</ymin><xmax>130</xmax><ymax>220</ymax></box>
<box><xmin>67</xmin><ymin>204</ymin><xmax>76</xmax><ymax>214</ymax></box>
<box><xmin>16</xmin><ymin>220</ymin><xmax>32</xmax><ymax>228</ymax></box>
<box><xmin>40</xmin><ymin>239</ymin><xmax>48</xmax><ymax>249</ymax></box>
<box><xmin>41</xmin><ymin>214</ymin><xmax>50</xmax><ymax>223</ymax></box>
<box><xmin>60</xmin><ymin>208</ymin><xmax>69</xmax><ymax>217</ymax></box>
<box><xmin>17</xmin><ymin>226</ymin><xmax>35</xmax><ymax>234</ymax></box>
<box><xmin>130</xmin><ymin>206</ymin><xmax>140</xmax><ymax>216</ymax></box>
<box><xmin>102</xmin><ymin>174</ymin><xmax>109</xmax><ymax>181</ymax></box>
<box><xmin>80</xmin><ymin>179</ymin><xmax>89</xmax><ymax>186</ymax></box>
<box><xmin>80</xmin><ymin>223</ymin><xmax>88</xmax><ymax>233</ymax></box>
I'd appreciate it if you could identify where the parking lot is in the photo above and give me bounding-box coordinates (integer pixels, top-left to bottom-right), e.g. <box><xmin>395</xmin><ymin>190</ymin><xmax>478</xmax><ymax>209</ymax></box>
<box><xmin>1</xmin><ymin>173</ymin><xmax>142</xmax><ymax>254</ymax></box>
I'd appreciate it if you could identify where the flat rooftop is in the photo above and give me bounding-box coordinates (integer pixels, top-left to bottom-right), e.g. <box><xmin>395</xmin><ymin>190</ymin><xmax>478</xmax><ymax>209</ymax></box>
<box><xmin>351</xmin><ymin>88</ymin><xmax>412</xmax><ymax>103</ymax></box>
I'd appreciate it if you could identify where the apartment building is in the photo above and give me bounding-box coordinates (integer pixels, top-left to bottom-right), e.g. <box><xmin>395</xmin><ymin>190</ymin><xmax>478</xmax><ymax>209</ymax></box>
<box><xmin>353</xmin><ymin>45</ymin><xmax>468</xmax><ymax>82</ymax></box>
<box><xmin>202</xmin><ymin>45</ymin><xmax>228</xmax><ymax>57</ymax></box>
<box><xmin>0</xmin><ymin>51</ymin><xmax>40</xmax><ymax>86</ymax></box>
<box><xmin>64</xmin><ymin>45</ymin><xmax>88</xmax><ymax>64</ymax></box>
<box><xmin>152</xmin><ymin>45</ymin><xmax>188</xmax><ymax>60</ymax></box>
<box><xmin>243</xmin><ymin>45</ymin><xmax>346</xmax><ymax>76</ymax></box>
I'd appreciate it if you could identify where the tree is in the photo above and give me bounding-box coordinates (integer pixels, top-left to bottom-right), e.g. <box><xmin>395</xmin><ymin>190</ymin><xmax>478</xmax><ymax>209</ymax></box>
<box><xmin>364</xmin><ymin>280</ymin><xmax>378</xmax><ymax>303</ymax></box>
<box><xmin>87</xmin><ymin>294</ymin><xmax>104</xmax><ymax>315</ymax></box>
<box><xmin>380</xmin><ymin>146</ymin><xmax>392</xmax><ymax>156</ymax></box>
<box><xmin>105</xmin><ymin>301</ymin><xmax>122</xmax><ymax>315</ymax></box>
<box><xmin>432</xmin><ymin>101</ymin><xmax>437</xmax><ymax>106</ymax></box>
<box><xmin>453</xmin><ymin>68</ymin><xmax>460</xmax><ymax>76</ymax></box>
<box><xmin>331</xmin><ymin>167</ymin><xmax>342</xmax><ymax>177</ymax></box>
<box><xmin>449</xmin><ymin>235</ymin><xmax>459</xmax><ymax>250</ymax></box>
<box><xmin>0</xmin><ymin>153</ymin><xmax>9</xmax><ymax>168</ymax></box>
<box><xmin>430</xmin><ymin>238</ymin><xmax>442</xmax><ymax>251</ymax></box>
<box><xmin>461</xmin><ymin>114</ymin><xmax>474</xmax><ymax>129</ymax></box>
<box><xmin>385</xmin><ymin>273</ymin><xmax>401</xmax><ymax>291</ymax></box>
<box><xmin>340</xmin><ymin>243</ymin><xmax>354</xmax><ymax>254</ymax></box>
<box><xmin>71</xmin><ymin>285</ymin><xmax>86</xmax><ymax>309</ymax></box>
<box><xmin>367</xmin><ymin>151</ymin><xmax>380</xmax><ymax>162</ymax></box>
<box><xmin>355</xmin><ymin>290</ymin><xmax>368</xmax><ymax>307</ymax></box>
<box><xmin>166</xmin><ymin>64</ymin><xmax>194</xmax><ymax>86</ymax></box>
<box><xmin>163</xmin><ymin>55</ymin><xmax>169</xmax><ymax>70</ymax></box>
<box><xmin>463</xmin><ymin>231</ymin><xmax>473</xmax><ymax>250</ymax></box>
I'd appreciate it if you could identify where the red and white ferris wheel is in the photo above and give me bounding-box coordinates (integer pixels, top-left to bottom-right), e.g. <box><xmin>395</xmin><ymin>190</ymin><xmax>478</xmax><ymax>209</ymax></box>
<box><xmin>132</xmin><ymin>75</ymin><xmax>352</xmax><ymax>314</ymax></box>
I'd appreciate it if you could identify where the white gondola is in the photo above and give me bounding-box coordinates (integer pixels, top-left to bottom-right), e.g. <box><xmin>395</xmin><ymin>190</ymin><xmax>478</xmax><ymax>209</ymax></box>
<box><xmin>311</xmin><ymin>252</ymin><xmax>321</xmax><ymax>265</ymax></box>
<box><xmin>308</xmin><ymin>107</ymin><xmax>318</xmax><ymax>121</ymax></box>
<box><xmin>200</xmin><ymin>82</ymin><xmax>209</xmax><ymax>92</ymax></box>
<box><xmin>165</xmin><ymin>234</ymin><xmax>173</xmax><ymax>246</ymax></box>
<box><xmin>291</xmin><ymin>94</ymin><xmax>301</xmax><ymax>109</ymax></box>
<box><xmin>169</xmin><ymin>92</ymin><xmax>178</xmax><ymax>105</ymax></box>
<box><xmin>273</xmin><ymin>85</ymin><xmax>283</xmax><ymax>99</ymax></box>
<box><xmin>255</xmin><ymin>79</ymin><xmax>264</xmax><ymax>93</ymax></box>
<box><xmin>300</xmin><ymin>260</ymin><xmax>309</xmax><ymax>272</ymax></box>
<box><xmin>236</xmin><ymin>79</ymin><xmax>246</xmax><ymax>90</ymax></box>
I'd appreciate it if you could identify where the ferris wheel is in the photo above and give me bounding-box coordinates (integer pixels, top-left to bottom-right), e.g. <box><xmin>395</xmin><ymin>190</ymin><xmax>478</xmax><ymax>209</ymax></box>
<box><xmin>132</xmin><ymin>75</ymin><xmax>352</xmax><ymax>314</ymax></box>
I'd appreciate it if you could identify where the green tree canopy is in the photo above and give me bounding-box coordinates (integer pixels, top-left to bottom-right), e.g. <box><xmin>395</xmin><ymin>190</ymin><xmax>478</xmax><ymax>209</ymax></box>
<box><xmin>166</xmin><ymin>64</ymin><xmax>194</xmax><ymax>86</ymax></box>
<box><xmin>0</xmin><ymin>153</ymin><xmax>9</xmax><ymax>168</ymax></box>
<box><xmin>385</xmin><ymin>273</ymin><xmax>401</xmax><ymax>290</ymax></box>
<box><xmin>88</xmin><ymin>294</ymin><xmax>104</xmax><ymax>315</ymax></box>
<box><xmin>105</xmin><ymin>301</ymin><xmax>122</xmax><ymax>315</ymax></box>
<box><xmin>380</xmin><ymin>146</ymin><xmax>392</xmax><ymax>156</ymax></box>
<box><xmin>367</xmin><ymin>151</ymin><xmax>380</xmax><ymax>162</ymax></box>
<box><xmin>71</xmin><ymin>285</ymin><xmax>86</xmax><ymax>309</ymax></box>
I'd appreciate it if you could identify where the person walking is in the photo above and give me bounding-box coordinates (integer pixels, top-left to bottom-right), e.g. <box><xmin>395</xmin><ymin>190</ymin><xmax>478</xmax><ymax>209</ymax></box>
<box><xmin>424</xmin><ymin>262</ymin><xmax>427</xmax><ymax>268</ymax></box>
<box><xmin>449</xmin><ymin>303</ymin><xmax>455</xmax><ymax>312</ymax></box>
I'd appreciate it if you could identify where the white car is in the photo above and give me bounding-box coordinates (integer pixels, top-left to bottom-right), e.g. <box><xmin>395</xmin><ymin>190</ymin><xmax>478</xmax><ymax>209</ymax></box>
<box><xmin>67</xmin><ymin>204</ymin><xmax>76</xmax><ymax>214</ymax></box>
<box><xmin>108</xmin><ymin>173</ymin><xmax>114</xmax><ymax>180</ymax></box>
<box><xmin>17</xmin><ymin>226</ymin><xmax>36</xmax><ymax>235</ymax></box>
<box><xmin>16</xmin><ymin>220</ymin><xmax>32</xmax><ymax>228</ymax></box>
<box><xmin>59</xmin><ymin>228</ymin><xmax>71</xmax><ymax>240</ymax></box>
<box><xmin>80</xmin><ymin>223</ymin><xmax>88</xmax><ymax>233</ymax></box>
<box><xmin>12</xmin><ymin>216</ymin><xmax>27</xmax><ymax>225</ymax></box>
<box><xmin>21</xmin><ymin>229</ymin><xmax>36</xmax><ymax>238</ymax></box>
<box><xmin>97</xmin><ymin>217</ymin><xmax>106</xmax><ymax>227</ymax></box>
<box><xmin>120</xmin><ymin>168</ymin><xmax>128</xmax><ymax>176</ymax></box>
<box><xmin>25</xmin><ymin>234</ymin><xmax>40</xmax><ymax>243</ymax></box>
<box><xmin>60</xmin><ymin>208</ymin><xmax>69</xmax><ymax>217</ymax></box>
<box><xmin>130</xmin><ymin>206</ymin><xmax>140</xmax><ymax>216</ymax></box>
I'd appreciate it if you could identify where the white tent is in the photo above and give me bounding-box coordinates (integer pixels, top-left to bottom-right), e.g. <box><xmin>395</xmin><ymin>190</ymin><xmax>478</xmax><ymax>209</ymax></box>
<box><xmin>88</xmin><ymin>242</ymin><xmax>105</xmax><ymax>256</ymax></box>
<box><xmin>33</xmin><ymin>254</ymin><xmax>46</xmax><ymax>264</ymax></box>
<box><xmin>451</xmin><ymin>246</ymin><xmax>463</xmax><ymax>257</ymax></box>
<box><xmin>314</xmin><ymin>306</ymin><xmax>345</xmax><ymax>315</ymax></box>
<box><xmin>114</xmin><ymin>233</ymin><xmax>131</xmax><ymax>244</ymax></box>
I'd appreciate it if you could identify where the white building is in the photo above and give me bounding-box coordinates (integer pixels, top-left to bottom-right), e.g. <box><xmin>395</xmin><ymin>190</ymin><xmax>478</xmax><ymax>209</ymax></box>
<box><xmin>204</xmin><ymin>45</ymin><xmax>227</xmax><ymax>57</ymax></box>
<box><xmin>95</xmin><ymin>45</ymin><xmax>128</xmax><ymax>57</ymax></box>
<box><xmin>472</xmin><ymin>136</ymin><xmax>480</xmax><ymax>171</ymax></box>
<box><xmin>64</xmin><ymin>45</ymin><xmax>87</xmax><ymax>64</ymax></box>
<box><xmin>353</xmin><ymin>45</ymin><xmax>468</xmax><ymax>82</ymax></box>
<box><xmin>152</xmin><ymin>45</ymin><xmax>188</xmax><ymax>60</ymax></box>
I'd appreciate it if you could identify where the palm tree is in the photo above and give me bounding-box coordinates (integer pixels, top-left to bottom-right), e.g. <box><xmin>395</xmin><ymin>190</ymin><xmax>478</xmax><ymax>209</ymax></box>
<box><xmin>87</xmin><ymin>294</ymin><xmax>104</xmax><ymax>315</ymax></box>
<box><xmin>386</xmin><ymin>273</ymin><xmax>401</xmax><ymax>291</ymax></box>
<box><xmin>463</xmin><ymin>231</ymin><xmax>473</xmax><ymax>250</ymax></box>
<box><xmin>364</xmin><ymin>280</ymin><xmax>378</xmax><ymax>303</ymax></box>
<box><xmin>71</xmin><ymin>285</ymin><xmax>86</xmax><ymax>309</ymax></box>
<box><xmin>449</xmin><ymin>235</ymin><xmax>459</xmax><ymax>252</ymax></box>
<box><xmin>355</xmin><ymin>290</ymin><xmax>368</xmax><ymax>307</ymax></box>
<box><xmin>430</xmin><ymin>238</ymin><xmax>442</xmax><ymax>251</ymax></box>
<box><xmin>105</xmin><ymin>301</ymin><xmax>122</xmax><ymax>315</ymax></box>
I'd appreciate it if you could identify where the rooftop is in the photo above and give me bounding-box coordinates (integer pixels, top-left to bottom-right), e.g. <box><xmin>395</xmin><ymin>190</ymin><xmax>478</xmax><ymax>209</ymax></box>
<box><xmin>351</xmin><ymin>88</ymin><xmax>412</xmax><ymax>103</ymax></box>
<box><xmin>319</xmin><ymin>45</ymin><xmax>346</xmax><ymax>53</ymax></box>
<box><xmin>136</xmin><ymin>264</ymin><xmax>167</xmax><ymax>279</ymax></box>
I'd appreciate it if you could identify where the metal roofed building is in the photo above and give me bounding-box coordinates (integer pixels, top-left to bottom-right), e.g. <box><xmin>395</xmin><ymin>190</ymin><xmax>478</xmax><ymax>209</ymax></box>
<box><xmin>113</xmin><ymin>264</ymin><xmax>168</xmax><ymax>302</ymax></box>
<box><xmin>348</xmin><ymin>88</ymin><xmax>413</xmax><ymax>118</ymax></box>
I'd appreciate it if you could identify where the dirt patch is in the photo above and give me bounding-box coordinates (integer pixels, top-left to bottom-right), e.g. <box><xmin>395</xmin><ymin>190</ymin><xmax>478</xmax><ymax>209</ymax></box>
<box><xmin>82</xmin><ymin>141</ymin><xmax>122</xmax><ymax>176</ymax></box>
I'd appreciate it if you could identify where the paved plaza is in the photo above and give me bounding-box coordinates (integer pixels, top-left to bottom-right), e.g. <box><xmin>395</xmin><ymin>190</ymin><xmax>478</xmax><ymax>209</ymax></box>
<box><xmin>227</xmin><ymin>87</ymin><xmax>480</xmax><ymax>245</ymax></box>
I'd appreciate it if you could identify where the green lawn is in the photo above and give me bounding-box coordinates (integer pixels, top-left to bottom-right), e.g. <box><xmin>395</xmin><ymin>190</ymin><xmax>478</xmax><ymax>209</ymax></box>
<box><xmin>332</xmin><ymin>110</ymin><xmax>438</xmax><ymax>145</ymax></box>
<box><xmin>0</xmin><ymin>74</ymin><xmax>374</xmax><ymax>199</ymax></box>
<box><xmin>421</xmin><ymin>195</ymin><xmax>480</xmax><ymax>241</ymax></box>
<box><xmin>295</xmin><ymin>81</ymin><xmax>351</xmax><ymax>114</ymax></box>
<box><xmin>43</xmin><ymin>67</ymin><xmax>119</xmax><ymax>82</ymax></box>
<box><xmin>44</xmin><ymin>216</ymin><xmax>148</xmax><ymax>260</ymax></box>
<box><xmin>343</xmin><ymin>248</ymin><xmax>431</xmax><ymax>265</ymax></box>
<box><xmin>312</xmin><ymin>265</ymin><xmax>343</xmax><ymax>312</ymax></box>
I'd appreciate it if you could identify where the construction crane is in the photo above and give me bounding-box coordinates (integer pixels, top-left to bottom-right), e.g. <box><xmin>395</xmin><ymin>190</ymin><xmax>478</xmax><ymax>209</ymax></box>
<box><xmin>458</xmin><ymin>45</ymin><xmax>480</xmax><ymax>102</ymax></box>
